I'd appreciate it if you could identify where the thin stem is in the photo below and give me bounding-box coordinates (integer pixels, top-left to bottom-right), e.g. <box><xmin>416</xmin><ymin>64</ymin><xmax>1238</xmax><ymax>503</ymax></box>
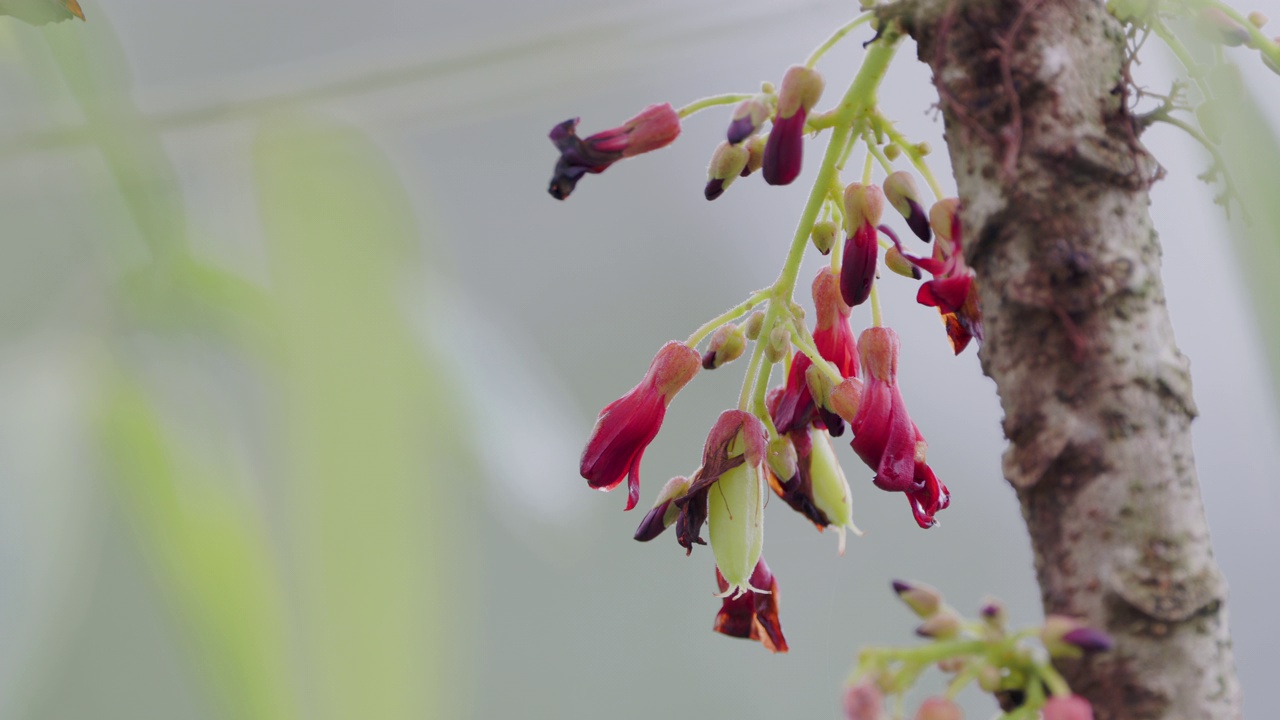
<box><xmin>805</xmin><ymin>14</ymin><xmax>875</xmax><ymax>68</ymax></box>
<box><xmin>866</xmin><ymin>135</ymin><xmax>895</xmax><ymax>174</ymax></box>
<box><xmin>1150</xmin><ymin>19</ymin><xmax>1214</xmax><ymax>99</ymax></box>
<box><xmin>686</xmin><ymin>290</ymin><xmax>770</xmax><ymax>346</ymax></box>
<box><xmin>879</xmin><ymin>116</ymin><xmax>946</xmax><ymax>200</ymax></box>
<box><xmin>677</xmin><ymin>93</ymin><xmax>753</xmax><ymax>119</ymax></box>
<box><xmin>740</xmin><ymin>28</ymin><xmax>901</xmax><ymax>420</ymax></box>
<box><xmin>1034</xmin><ymin>661</ymin><xmax>1072</xmax><ymax>698</ymax></box>
<box><xmin>862</xmin><ymin>148</ymin><xmax>874</xmax><ymax>184</ymax></box>
<box><xmin>790</xmin><ymin>327</ymin><xmax>843</xmax><ymax>384</ymax></box>
<box><xmin>870</xmin><ymin>280</ymin><xmax>884</xmax><ymax>327</ymax></box>
<box><xmin>749</xmin><ymin>346</ymin><xmax>778</xmax><ymax>433</ymax></box>
<box><xmin>738</xmin><ymin>321</ymin><xmax>769</xmax><ymax>410</ymax></box>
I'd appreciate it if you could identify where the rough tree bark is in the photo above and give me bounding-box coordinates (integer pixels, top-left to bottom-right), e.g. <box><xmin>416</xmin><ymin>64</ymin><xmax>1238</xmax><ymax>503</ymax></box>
<box><xmin>884</xmin><ymin>1</ymin><xmax>1243</xmax><ymax>718</ymax></box>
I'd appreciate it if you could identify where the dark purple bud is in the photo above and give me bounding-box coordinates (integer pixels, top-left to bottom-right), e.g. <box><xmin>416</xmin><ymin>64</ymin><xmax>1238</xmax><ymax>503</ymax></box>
<box><xmin>905</xmin><ymin>199</ymin><xmax>932</xmax><ymax>242</ymax></box>
<box><xmin>762</xmin><ymin>109</ymin><xmax>807</xmax><ymax>185</ymax></box>
<box><xmin>840</xmin><ymin>224</ymin><xmax>878</xmax><ymax>307</ymax></box>
<box><xmin>633</xmin><ymin>499</ymin><xmax>673</xmax><ymax>541</ymax></box>
<box><xmin>1062</xmin><ymin>627</ymin><xmax>1115</xmax><ymax>653</ymax></box>
<box><xmin>704</xmin><ymin>179</ymin><xmax>727</xmax><ymax>201</ymax></box>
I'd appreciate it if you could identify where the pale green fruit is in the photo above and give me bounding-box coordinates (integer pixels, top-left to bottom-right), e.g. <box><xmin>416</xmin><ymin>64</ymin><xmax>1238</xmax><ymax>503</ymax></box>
<box><xmin>808</xmin><ymin>430</ymin><xmax>861</xmax><ymax>554</ymax></box>
<box><xmin>709</xmin><ymin>454</ymin><xmax>765</xmax><ymax>594</ymax></box>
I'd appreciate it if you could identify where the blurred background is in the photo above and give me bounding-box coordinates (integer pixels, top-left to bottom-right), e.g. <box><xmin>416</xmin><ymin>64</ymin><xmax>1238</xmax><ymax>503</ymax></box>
<box><xmin>0</xmin><ymin>0</ymin><xmax>1277</xmax><ymax>718</ymax></box>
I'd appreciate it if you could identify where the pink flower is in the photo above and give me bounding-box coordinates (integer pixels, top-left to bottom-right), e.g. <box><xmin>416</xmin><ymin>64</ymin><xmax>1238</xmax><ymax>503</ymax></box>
<box><xmin>548</xmin><ymin>103</ymin><xmax>681</xmax><ymax>199</ymax></box>
<box><xmin>580</xmin><ymin>341</ymin><xmax>700</xmax><ymax>511</ymax></box>
<box><xmin>847</xmin><ymin>327</ymin><xmax>949</xmax><ymax>528</ymax></box>
<box><xmin>713</xmin><ymin>557</ymin><xmax>788</xmax><ymax>653</ymax></box>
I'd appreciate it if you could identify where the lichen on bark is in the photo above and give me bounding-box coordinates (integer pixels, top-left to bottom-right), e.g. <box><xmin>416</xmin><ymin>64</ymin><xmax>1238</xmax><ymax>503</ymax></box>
<box><xmin>882</xmin><ymin>1</ymin><xmax>1243</xmax><ymax>718</ymax></box>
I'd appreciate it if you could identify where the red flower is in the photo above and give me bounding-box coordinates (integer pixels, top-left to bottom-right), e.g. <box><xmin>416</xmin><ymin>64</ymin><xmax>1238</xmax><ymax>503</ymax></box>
<box><xmin>773</xmin><ymin>268</ymin><xmax>859</xmax><ymax>436</ymax></box>
<box><xmin>881</xmin><ymin>199</ymin><xmax>984</xmax><ymax>354</ymax></box>
<box><xmin>713</xmin><ymin>557</ymin><xmax>788</xmax><ymax>653</ymax></box>
<box><xmin>846</xmin><ymin>327</ymin><xmax>949</xmax><ymax>528</ymax></box>
<box><xmin>548</xmin><ymin>103</ymin><xmax>681</xmax><ymax>200</ymax></box>
<box><xmin>580</xmin><ymin>341</ymin><xmax>700</xmax><ymax>511</ymax></box>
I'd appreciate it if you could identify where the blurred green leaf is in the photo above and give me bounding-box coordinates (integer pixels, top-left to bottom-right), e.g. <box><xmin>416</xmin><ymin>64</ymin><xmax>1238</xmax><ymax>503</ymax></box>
<box><xmin>100</xmin><ymin>375</ymin><xmax>299</xmax><ymax>720</ymax></box>
<box><xmin>1207</xmin><ymin>66</ymin><xmax>1280</xmax><ymax>405</ymax></box>
<box><xmin>254</xmin><ymin>116</ymin><xmax>471</xmax><ymax>720</ymax></box>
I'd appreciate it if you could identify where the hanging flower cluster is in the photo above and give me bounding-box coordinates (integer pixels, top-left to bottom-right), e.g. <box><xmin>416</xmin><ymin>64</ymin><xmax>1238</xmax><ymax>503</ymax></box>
<box><xmin>551</xmin><ymin>15</ymin><xmax>990</xmax><ymax>653</ymax></box>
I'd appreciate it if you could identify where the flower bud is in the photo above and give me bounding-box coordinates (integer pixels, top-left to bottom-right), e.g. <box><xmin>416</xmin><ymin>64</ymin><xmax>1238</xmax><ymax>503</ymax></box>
<box><xmin>843</xmin><ymin>183</ymin><xmax>885</xmax><ymax>234</ymax></box>
<box><xmin>705</xmin><ymin>142</ymin><xmax>750</xmax><ymax>200</ymax></box>
<box><xmin>808</xmin><ymin>429</ymin><xmax>861</xmax><ymax>553</ymax></box>
<box><xmin>977</xmin><ymin>665</ymin><xmax>1003</xmax><ymax>693</ymax></box>
<box><xmin>916</xmin><ymin>608</ymin><xmax>962</xmax><ymax>639</ymax></box>
<box><xmin>884</xmin><ymin>143</ymin><xmax>902</xmax><ymax>160</ymax></box>
<box><xmin>703</xmin><ymin>323</ymin><xmax>747</xmax><ymax>369</ymax></box>
<box><xmin>804</xmin><ymin>362</ymin><xmax>837</xmax><ymax>410</ymax></box>
<box><xmin>885</xmin><ymin>246</ymin><xmax>922</xmax><ymax>279</ymax></box>
<box><xmin>883</xmin><ymin>171</ymin><xmax>931</xmax><ymax>242</ymax></box>
<box><xmin>1200</xmin><ymin>7</ymin><xmax>1251</xmax><ymax>46</ymax></box>
<box><xmin>634</xmin><ymin>475</ymin><xmax>691</xmax><ymax>541</ymax></box>
<box><xmin>762</xmin><ymin>66</ymin><xmax>824</xmax><ymax>186</ymax></box>
<box><xmin>1042</xmin><ymin>695</ymin><xmax>1094</xmax><ymax>720</ymax></box>
<box><xmin>811</xmin><ymin>219</ymin><xmax>839</xmax><ymax>255</ymax></box>
<box><xmin>916</xmin><ymin>142</ymin><xmax>932</xmax><ymax>156</ymax></box>
<box><xmin>840</xmin><ymin>225</ymin><xmax>879</xmax><ymax>308</ymax></box>
<box><xmin>744</xmin><ymin>310</ymin><xmax>766</xmax><ymax>340</ymax></box>
<box><xmin>892</xmin><ymin>579</ymin><xmax>942</xmax><ymax>618</ymax></box>
<box><xmin>914</xmin><ymin>697</ymin><xmax>963</xmax><ymax>720</ymax></box>
<box><xmin>767</xmin><ymin>435</ymin><xmax>798</xmax><ymax>483</ymax></box>
<box><xmin>741</xmin><ymin>134</ymin><xmax>767</xmax><ymax>176</ymax></box>
<box><xmin>829</xmin><ymin>377</ymin><xmax>864</xmax><ymax>422</ymax></box>
<box><xmin>1041</xmin><ymin>615</ymin><xmax>1115</xmax><ymax>658</ymax></box>
<box><xmin>843</xmin><ymin>681</ymin><xmax>884</xmax><ymax>720</ymax></box>
<box><xmin>766</xmin><ymin>325</ymin><xmax>791</xmax><ymax>364</ymax></box>
<box><xmin>979</xmin><ymin>596</ymin><xmax>1007</xmax><ymax>634</ymax></box>
<box><xmin>776</xmin><ymin>65</ymin><xmax>825</xmax><ymax>120</ymax></box>
<box><xmin>1249</xmin><ymin>11</ymin><xmax>1268</xmax><ymax>28</ymax></box>
<box><xmin>929</xmin><ymin>198</ymin><xmax>961</xmax><ymax>242</ymax></box>
<box><xmin>727</xmin><ymin>94</ymin><xmax>773</xmax><ymax>144</ymax></box>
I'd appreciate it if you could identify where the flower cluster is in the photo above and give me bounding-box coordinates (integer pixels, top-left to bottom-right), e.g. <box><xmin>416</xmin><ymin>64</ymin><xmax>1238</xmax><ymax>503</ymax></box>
<box><xmin>553</xmin><ymin>16</ymin><xmax>986</xmax><ymax>652</ymax></box>
<box><xmin>842</xmin><ymin>581</ymin><xmax>1112</xmax><ymax>720</ymax></box>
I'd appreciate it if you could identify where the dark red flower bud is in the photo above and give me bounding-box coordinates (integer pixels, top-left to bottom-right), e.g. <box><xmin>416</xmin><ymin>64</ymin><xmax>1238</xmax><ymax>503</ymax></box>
<box><xmin>841</xmin><ymin>223</ymin><xmax>879</xmax><ymax>308</ymax></box>
<box><xmin>762</xmin><ymin>66</ymin><xmax>824</xmax><ymax>185</ymax></box>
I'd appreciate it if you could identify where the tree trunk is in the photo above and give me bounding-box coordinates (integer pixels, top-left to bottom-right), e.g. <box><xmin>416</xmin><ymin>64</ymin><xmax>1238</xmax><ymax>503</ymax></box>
<box><xmin>886</xmin><ymin>2</ymin><xmax>1243</xmax><ymax>718</ymax></box>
